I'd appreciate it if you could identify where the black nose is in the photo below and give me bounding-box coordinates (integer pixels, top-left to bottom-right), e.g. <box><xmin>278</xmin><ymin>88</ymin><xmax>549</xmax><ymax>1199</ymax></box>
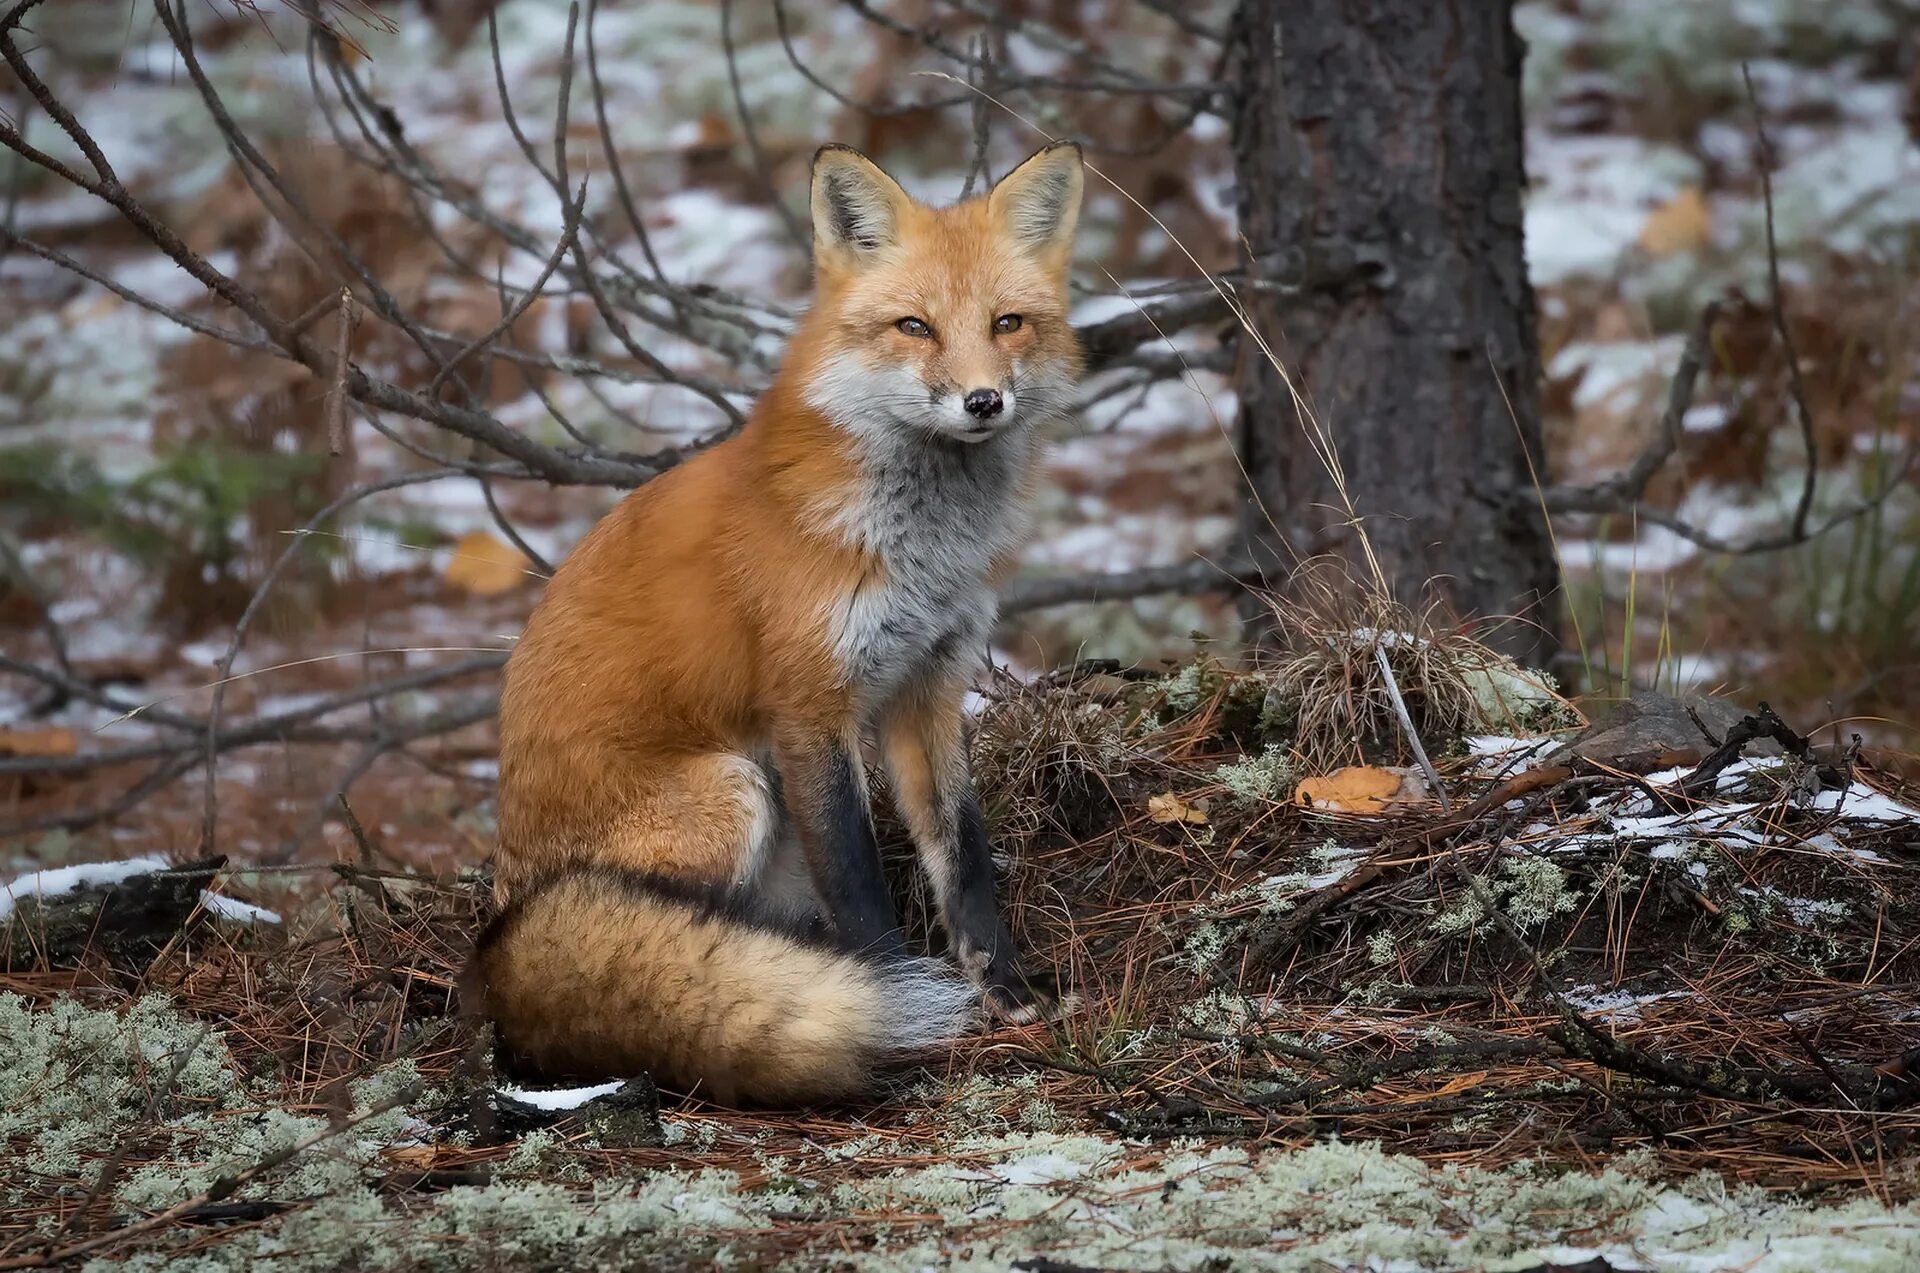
<box><xmin>963</xmin><ymin>388</ymin><xmax>1003</xmax><ymax>420</ymax></box>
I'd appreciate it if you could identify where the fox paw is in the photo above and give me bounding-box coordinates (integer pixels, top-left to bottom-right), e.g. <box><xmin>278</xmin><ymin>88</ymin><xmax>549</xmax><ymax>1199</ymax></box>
<box><xmin>982</xmin><ymin>964</ymin><xmax>1073</xmax><ymax>1026</ymax></box>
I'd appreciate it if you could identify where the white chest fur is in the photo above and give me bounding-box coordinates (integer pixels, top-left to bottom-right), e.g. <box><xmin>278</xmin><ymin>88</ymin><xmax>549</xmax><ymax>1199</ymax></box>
<box><xmin>823</xmin><ymin>432</ymin><xmax>1031</xmax><ymax>710</ymax></box>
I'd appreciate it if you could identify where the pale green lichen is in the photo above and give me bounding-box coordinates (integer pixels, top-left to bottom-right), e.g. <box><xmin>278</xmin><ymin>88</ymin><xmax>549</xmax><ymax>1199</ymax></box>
<box><xmin>0</xmin><ymin>992</ymin><xmax>240</xmax><ymax>1187</ymax></box>
<box><xmin>1156</xmin><ymin>661</ymin><xmax>1218</xmax><ymax>715</ymax></box>
<box><xmin>2</xmin><ymin>993</ymin><xmax>429</xmax><ymax>1232</ymax></box>
<box><xmin>1366</xmin><ymin>929</ymin><xmax>1399</xmax><ymax>965</ymax></box>
<box><xmin>905</xmin><ymin>1074</ymin><xmax>1068</xmax><ymax>1136</ymax></box>
<box><xmin>1434</xmin><ymin>857</ymin><xmax>1581</xmax><ymax>937</ymax></box>
<box><xmin>72</xmin><ymin>1127</ymin><xmax>1920</xmax><ymax>1273</ymax></box>
<box><xmin>1213</xmin><ymin>744</ymin><xmax>1296</xmax><ymax>804</ymax></box>
<box><xmin>1177</xmin><ymin>871</ymin><xmax>1313</xmax><ymax>972</ymax></box>
<box><xmin>659</xmin><ymin>1115</ymin><xmax>723</xmax><ymax>1150</ymax></box>
<box><xmin>1456</xmin><ymin>657</ymin><xmax>1582</xmax><ymax>735</ymax></box>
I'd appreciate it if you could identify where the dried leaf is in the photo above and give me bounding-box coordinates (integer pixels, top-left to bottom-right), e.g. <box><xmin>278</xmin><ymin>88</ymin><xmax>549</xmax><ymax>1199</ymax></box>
<box><xmin>384</xmin><ymin>1143</ymin><xmax>437</xmax><ymax>1169</ymax></box>
<box><xmin>443</xmin><ymin>530</ymin><xmax>531</xmax><ymax>597</ymax></box>
<box><xmin>1293</xmin><ymin>766</ymin><xmax>1407</xmax><ymax>814</ymax></box>
<box><xmin>1147</xmin><ymin>791</ymin><xmax>1208</xmax><ymax>825</ymax></box>
<box><xmin>0</xmin><ymin>727</ymin><xmax>78</xmax><ymax>757</ymax></box>
<box><xmin>1637</xmin><ymin>187</ymin><xmax>1711</xmax><ymax>257</ymax></box>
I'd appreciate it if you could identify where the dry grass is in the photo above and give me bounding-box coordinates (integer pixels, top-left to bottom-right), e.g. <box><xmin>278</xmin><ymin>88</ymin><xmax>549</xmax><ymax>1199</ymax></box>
<box><xmin>1252</xmin><ymin>565</ymin><xmax>1578</xmax><ymax>773</ymax></box>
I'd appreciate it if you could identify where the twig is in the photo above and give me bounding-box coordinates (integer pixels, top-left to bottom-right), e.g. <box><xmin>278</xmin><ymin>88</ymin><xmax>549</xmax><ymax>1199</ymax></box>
<box><xmin>1371</xmin><ymin>644</ymin><xmax>1448</xmax><ymax>810</ymax></box>
<box><xmin>337</xmin><ymin>795</ymin><xmax>378</xmax><ymax>866</ymax></box>
<box><xmin>723</xmin><ymin>0</ymin><xmax>807</xmax><ymax>251</ymax></box>
<box><xmin>959</xmin><ymin>32</ymin><xmax>995</xmax><ymax>200</ymax></box>
<box><xmin>1539</xmin><ymin>304</ymin><xmax>1719</xmax><ymax>515</ymax></box>
<box><xmin>326</xmin><ymin>287</ymin><xmax>354</xmax><ymax>456</ymax></box>
<box><xmin>1742</xmin><ymin>62</ymin><xmax>1819</xmax><ymax>542</ymax></box>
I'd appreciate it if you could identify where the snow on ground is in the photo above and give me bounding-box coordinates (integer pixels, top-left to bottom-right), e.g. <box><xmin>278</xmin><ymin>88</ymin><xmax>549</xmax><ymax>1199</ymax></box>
<box><xmin>0</xmin><ymin>857</ymin><xmax>172</xmax><ymax>921</ymax></box>
<box><xmin>0</xmin><ymin>858</ymin><xmax>282</xmax><ymax>925</ymax></box>
<box><xmin>496</xmin><ymin>1080</ymin><xmax>626</xmax><ymax>1111</ymax></box>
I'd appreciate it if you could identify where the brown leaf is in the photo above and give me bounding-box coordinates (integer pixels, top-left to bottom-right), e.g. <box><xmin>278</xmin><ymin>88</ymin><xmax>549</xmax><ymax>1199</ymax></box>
<box><xmin>384</xmin><ymin>1143</ymin><xmax>438</xmax><ymax>1169</ymax></box>
<box><xmin>1637</xmin><ymin>187</ymin><xmax>1711</xmax><ymax>257</ymax></box>
<box><xmin>1147</xmin><ymin>791</ymin><xmax>1209</xmax><ymax>825</ymax></box>
<box><xmin>442</xmin><ymin>530</ymin><xmax>532</xmax><ymax>597</ymax></box>
<box><xmin>0</xmin><ymin>726</ymin><xmax>78</xmax><ymax>758</ymax></box>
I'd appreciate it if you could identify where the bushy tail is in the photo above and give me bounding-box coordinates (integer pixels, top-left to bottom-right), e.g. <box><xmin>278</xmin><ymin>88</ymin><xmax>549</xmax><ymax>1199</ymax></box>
<box><xmin>469</xmin><ymin>867</ymin><xmax>975</xmax><ymax>1106</ymax></box>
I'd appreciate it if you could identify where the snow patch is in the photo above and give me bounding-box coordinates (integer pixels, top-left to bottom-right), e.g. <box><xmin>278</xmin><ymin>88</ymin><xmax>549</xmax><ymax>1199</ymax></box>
<box><xmin>2</xmin><ymin>858</ymin><xmax>281</xmax><ymax>926</ymax></box>
<box><xmin>497</xmin><ymin>1080</ymin><xmax>626</xmax><ymax>1111</ymax></box>
<box><xmin>0</xmin><ymin>856</ymin><xmax>171</xmax><ymax>920</ymax></box>
<box><xmin>198</xmin><ymin>893</ymin><xmax>283</xmax><ymax>925</ymax></box>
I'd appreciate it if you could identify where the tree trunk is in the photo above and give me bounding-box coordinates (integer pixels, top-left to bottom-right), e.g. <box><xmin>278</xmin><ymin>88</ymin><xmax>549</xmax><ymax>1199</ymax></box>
<box><xmin>1229</xmin><ymin>0</ymin><xmax>1558</xmax><ymax>665</ymax></box>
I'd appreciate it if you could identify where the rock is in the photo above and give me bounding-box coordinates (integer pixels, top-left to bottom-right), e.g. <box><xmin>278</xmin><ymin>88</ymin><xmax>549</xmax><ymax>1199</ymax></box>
<box><xmin>3</xmin><ymin>855</ymin><xmax>225</xmax><ymax>969</ymax></box>
<box><xmin>1545</xmin><ymin>691</ymin><xmax>1779</xmax><ymax>766</ymax></box>
<box><xmin>489</xmin><ymin>1075</ymin><xmax>664</xmax><ymax>1147</ymax></box>
<box><xmin>578</xmin><ymin>1076</ymin><xmax>664</xmax><ymax>1147</ymax></box>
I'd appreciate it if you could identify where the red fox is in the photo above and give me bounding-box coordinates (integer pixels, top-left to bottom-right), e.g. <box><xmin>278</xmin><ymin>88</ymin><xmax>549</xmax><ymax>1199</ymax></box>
<box><xmin>471</xmin><ymin>142</ymin><xmax>1085</xmax><ymax>1105</ymax></box>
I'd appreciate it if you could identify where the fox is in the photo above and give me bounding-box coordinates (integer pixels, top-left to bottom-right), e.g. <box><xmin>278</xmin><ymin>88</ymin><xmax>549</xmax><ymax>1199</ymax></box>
<box><xmin>469</xmin><ymin>141</ymin><xmax>1086</xmax><ymax>1106</ymax></box>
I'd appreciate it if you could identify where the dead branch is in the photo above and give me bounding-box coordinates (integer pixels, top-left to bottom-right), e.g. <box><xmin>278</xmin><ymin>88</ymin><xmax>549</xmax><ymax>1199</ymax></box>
<box><xmin>1742</xmin><ymin>62</ymin><xmax>1819</xmax><ymax>542</ymax></box>
<box><xmin>999</xmin><ymin>555</ymin><xmax>1264</xmax><ymax>615</ymax></box>
<box><xmin>1538</xmin><ymin>304</ymin><xmax>1719</xmax><ymax>516</ymax></box>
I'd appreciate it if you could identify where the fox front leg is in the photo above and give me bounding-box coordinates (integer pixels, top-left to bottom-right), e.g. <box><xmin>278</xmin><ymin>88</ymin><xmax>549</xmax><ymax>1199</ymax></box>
<box><xmin>883</xmin><ymin>684</ymin><xmax>1060</xmax><ymax>1022</ymax></box>
<box><xmin>774</xmin><ymin>726</ymin><xmax>908</xmax><ymax>961</ymax></box>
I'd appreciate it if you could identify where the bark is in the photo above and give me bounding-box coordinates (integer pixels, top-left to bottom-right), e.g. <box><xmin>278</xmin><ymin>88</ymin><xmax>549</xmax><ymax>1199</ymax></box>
<box><xmin>1229</xmin><ymin>0</ymin><xmax>1558</xmax><ymax>664</ymax></box>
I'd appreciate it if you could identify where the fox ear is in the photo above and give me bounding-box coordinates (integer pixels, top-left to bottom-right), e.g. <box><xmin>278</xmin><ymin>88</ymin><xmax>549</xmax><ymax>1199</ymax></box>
<box><xmin>988</xmin><ymin>141</ymin><xmax>1083</xmax><ymax>262</ymax></box>
<box><xmin>811</xmin><ymin>146</ymin><xmax>910</xmax><ymax>261</ymax></box>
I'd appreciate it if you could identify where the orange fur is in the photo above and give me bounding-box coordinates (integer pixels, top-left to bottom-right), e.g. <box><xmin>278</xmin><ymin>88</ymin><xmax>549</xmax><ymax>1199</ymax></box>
<box><xmin>473</xmin><ymin>143</ymin><xmax>1084</xmax><ymax>1104</ymax></box>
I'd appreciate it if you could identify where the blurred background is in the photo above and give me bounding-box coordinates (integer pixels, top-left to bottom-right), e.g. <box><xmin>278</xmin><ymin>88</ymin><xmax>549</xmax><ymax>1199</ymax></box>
<box><xmin>2</xmin><ymin>0</ymin><xmax>1917</xmax><ymax>869</ymax></box>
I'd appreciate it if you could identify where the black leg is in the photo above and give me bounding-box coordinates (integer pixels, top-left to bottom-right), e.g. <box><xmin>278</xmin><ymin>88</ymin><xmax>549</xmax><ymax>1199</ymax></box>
<box><xmin>792</xmin><ymin>740</ymin><xmax>906</xmax><ymax>961</ymax></box>
<box><xmin>947</xmin><ymin>790</ymin><xmax>1058</xmax><ymax>1020</ymax></box>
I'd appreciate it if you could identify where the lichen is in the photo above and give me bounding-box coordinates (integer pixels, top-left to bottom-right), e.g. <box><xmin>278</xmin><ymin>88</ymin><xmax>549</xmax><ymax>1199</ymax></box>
<box><xmin>905</xmin><ymin>1074</ymin><xmax>1067</xmax><ymax>1137</ymax></box>
<box><xmin>1366</xmin><ymin>930</ymin><xmax>1399</xmax><ymax>965</ymax></box>
<box><xmin>1434</xmin><ymin>857</ymin><xmax>1581</xmax><ymax>937</ymax></box>
<box><xmin>72</xmin><ymin>1129</ymin><xmax>1920</xmax><ymax>1273</ymax></box>
<box><xmin>0</xmin><ymin>993</ymin><xmax>240</xmax><ymax>1190</ymax></box>
<box><xmin>1177</xmin><ymin>871</ymin><xmax>1314</xmax><ymax>973</ymax></box>
<box><xmin>1213</xmin><ymin>744</ymin><xmax>1296</xmax><ymax>804</ymax></box>
<box><xmin>1456</xmin><ymin>657</ymin><xmax>1582</xmax><ymax>735</ymax></box>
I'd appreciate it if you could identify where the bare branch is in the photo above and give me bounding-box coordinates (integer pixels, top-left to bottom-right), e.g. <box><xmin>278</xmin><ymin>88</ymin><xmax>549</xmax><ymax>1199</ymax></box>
<box><xmin>1539</xmin><ymin>303</ymin><xmax>1719</xmax><ymax>515</ymax></box>
<box><xmin>1743</xmin><ymin>61</ymin><xmax>1819</xmax><ymax>542</ymax></box>
<box><xmin>999</xmin><ymin>555</ymin><xmax>1264</xmax><ymax>615</ymax></box>
<box><xmin>1078</xmin><ymin>284</ymin><xmax>1238</xmax><ymax>375</ymax></box>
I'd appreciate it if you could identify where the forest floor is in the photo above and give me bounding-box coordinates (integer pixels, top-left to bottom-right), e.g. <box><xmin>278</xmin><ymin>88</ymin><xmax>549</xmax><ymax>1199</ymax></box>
<box><xmin>4</xmin><ymin>659</ymin><xmax>1919</xmax><ymax>1269</ymax></box>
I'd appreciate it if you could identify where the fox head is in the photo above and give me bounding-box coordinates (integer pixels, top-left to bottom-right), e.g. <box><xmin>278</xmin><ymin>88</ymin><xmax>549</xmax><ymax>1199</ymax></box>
<box><xmin>801</xmin><ymin>142</ymin><xmax>1084</xmax><ymax>446</ymax></box>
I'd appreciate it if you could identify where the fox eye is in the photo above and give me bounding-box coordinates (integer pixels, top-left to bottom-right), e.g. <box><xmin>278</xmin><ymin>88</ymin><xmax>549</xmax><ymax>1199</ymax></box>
<box><xmin>993</xmin><ymin>313</ymin><xmax>1023</xmax><ymax>334</ymax></box>
<box><xmin>895</xmin><ymin>317</ymin><xmax>933</xmax><ymax>339</ymax></box>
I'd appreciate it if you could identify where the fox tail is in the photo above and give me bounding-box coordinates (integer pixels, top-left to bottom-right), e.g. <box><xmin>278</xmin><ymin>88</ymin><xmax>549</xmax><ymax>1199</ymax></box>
<box><xmin>469</xmin><ymin>866</ymin><xmax>975</xmax><ymax>1106</ymax></box>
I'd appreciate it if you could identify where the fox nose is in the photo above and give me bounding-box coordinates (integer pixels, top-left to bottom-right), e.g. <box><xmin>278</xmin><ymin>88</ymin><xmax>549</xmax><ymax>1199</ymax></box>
<box><xmin>963</xmin><ymin>388</ymin><xmax>1003</xmax><ymax>420</ymax></box>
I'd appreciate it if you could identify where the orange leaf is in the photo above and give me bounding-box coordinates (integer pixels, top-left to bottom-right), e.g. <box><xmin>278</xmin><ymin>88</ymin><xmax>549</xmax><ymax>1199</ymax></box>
<box><xmin>1147</xmin><ymin>791</ymin><xmax>1209</xmax><ymax>825</ymax></box>
<box><xmin>442</xmin><ymin>530</ymin><xmax>532</xmax><ymax>597</ymax></box>
<box><xmin>1637</xmin><ymin>187</ymin><xmax>1711</xmax><ymax>257</ymax></box>
<box><xmin>1293</xmin><ymin>766</ymin><xmax>1405</xmax><ymax>814</ymax></box>
<box><xmin>0</xmin><ymin>727</ymin><xmax>78</xmax><ymax>757</ymax></box>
